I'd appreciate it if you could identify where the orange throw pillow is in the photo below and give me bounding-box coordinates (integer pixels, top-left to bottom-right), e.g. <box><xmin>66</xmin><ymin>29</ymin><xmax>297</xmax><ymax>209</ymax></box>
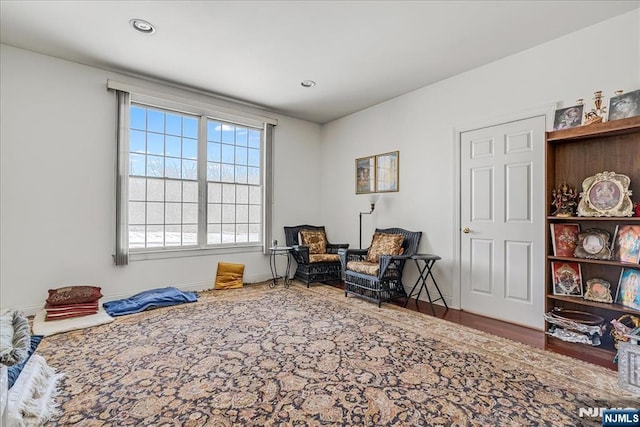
<box><xmin>214</xmin><ymin>262</ymin><xmax>245</xmax><ymax>289</ymax></box>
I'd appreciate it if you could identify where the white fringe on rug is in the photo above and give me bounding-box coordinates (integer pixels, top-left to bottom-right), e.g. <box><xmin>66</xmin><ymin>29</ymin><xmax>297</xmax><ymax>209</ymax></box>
<box><xmin>6</xmin><ymin>354</ymin><xmax>63</xmax><ymax>427</ymax></box>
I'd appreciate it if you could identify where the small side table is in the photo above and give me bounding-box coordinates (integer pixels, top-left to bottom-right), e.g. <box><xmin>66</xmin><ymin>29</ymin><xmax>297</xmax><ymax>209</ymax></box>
<box><xmin>405</xmin><ymin>254</ymin><xmax>448</xmax><ymax>315</ymax></box>
<box><xmin>269</xmin><ymin>246</ymin><xmax>292</xmax><ymax>288</ymax></box>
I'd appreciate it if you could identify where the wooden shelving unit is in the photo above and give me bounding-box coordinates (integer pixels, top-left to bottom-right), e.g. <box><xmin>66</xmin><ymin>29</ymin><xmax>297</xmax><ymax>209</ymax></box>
<box><xmin>545</xmin><ymin>116</ymin><xmax>640</xmax><ymax>369</ymax></box>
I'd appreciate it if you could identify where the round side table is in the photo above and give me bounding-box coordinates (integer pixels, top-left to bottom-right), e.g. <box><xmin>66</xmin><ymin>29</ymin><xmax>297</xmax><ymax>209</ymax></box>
<box><xmin>269</xmin><ymin>246</ymin><xmax>292</xmax><ymax>288</ymax></box>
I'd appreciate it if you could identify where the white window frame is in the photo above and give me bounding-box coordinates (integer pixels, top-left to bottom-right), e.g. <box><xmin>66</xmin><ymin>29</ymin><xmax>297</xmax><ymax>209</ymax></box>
<box><xmin>109</xmin><ymin>79</ymin><xmax>277</xmax><ymax>262</ymax></box>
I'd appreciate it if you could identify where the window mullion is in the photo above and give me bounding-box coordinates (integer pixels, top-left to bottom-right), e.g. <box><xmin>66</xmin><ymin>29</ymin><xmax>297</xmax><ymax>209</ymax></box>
<box><xmin>197</xmin><ymin>115</ymin><xmax>208</xmax><ymax>248</ymax></box>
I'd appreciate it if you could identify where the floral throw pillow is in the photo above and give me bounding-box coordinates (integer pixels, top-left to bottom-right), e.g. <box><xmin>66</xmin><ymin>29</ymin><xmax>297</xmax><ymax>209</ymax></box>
<box><xmin>299</xmin><ymin>229</ymin><xmax>327</xmax><ymax>254</ymax></box>
<box><xmin>366</xmin><ymin>233</ymin><xmax>404</xmax><ymax>263</ymax></box>
<box><xmin>46</xmin><ymin>286</ymin><xmax>103</xmax><ymax>306</ymax></box>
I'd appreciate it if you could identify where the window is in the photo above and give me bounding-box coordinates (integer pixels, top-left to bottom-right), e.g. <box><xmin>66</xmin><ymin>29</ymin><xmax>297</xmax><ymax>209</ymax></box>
<box><xmin>205</xmin><ymin>120</ymin><xmax>262</xmax><ymax>245</ymax></box>
<box><xmin>114</xmin><ymin>92</ymin><xmax>271</xmax><ymax>264</ymax></box>
<box><xmin>110</xmin><ymin>81</ymin><xmax>276</xmax><ymax>264</ymax></box>
<box><xmin>127</xmin><ymin>103</ymin><xmax>264</xmax><ymax>251</ymax></box>
<box><xmin>128</xmin><ymin>106</ymin><xmax>197</xmax><ymax>248</ymax></box>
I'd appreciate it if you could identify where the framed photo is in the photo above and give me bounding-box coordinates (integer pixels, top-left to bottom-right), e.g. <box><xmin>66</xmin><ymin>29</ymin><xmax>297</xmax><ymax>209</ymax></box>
<box><xmin>576</xmin><ymin>171</ymin><xmax>633</xmax><ymax>217</ymax></box>
<box><xmin>550</xmin><ymin>223</ymin><xmax>580</xmax><ymax>257</ymax></box>
<box><xmin>375</xmin><ymin>151</ymin><xmax>399</xmax><ymax>192</ymax></box>
<box><xmin>608</xmin><ymin>89</ymin><xmax>640</xmax><ymax>121</ymax></box>
<box><xmin>573</xmin><ymin>228</ymin><xmax>612</xmax><ymax>260</ymax></box>
<box><xmin>355</xmin><ymin>156</ymin><xmax>375</xmax><ymax>194</ymax></box>
<box><xmin>553</xmin><ymin>105</ymin><xmax>583</xmax><ymax>130</ymax></box>
<box><xmin>616</xmin><ymin>268</ymin><xmax>640</xmax><ymax>311</ymax></box>
<box><xmin>551</xmin><ymin>261</ymin><xmax>583</xmax><ymax>296</ymax></box>
<box><xmin>614</xmin><ymin>225</ymin><xmax>640</xmax><ymax>264</ymax></box>
<box><xmin>584</xmin><ymin>278</ymin><xmax>613</xmax><ymax>303</ymax></box>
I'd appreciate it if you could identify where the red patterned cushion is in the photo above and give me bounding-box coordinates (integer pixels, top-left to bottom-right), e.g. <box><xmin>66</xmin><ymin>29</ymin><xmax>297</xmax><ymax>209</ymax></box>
<box><xmin>46</xmin><ymin>286</ymin><xmax>103</xmax><ymax>306</ymax></box>
<box><xmin>45</xmin><ymin>310</ymin><xmax>99</xmax><ymax>321</ymax></box>
<box><xmin>45</xmin><ymin>302</ymin><xmax>100</xmax><ymax>312</ymax></box>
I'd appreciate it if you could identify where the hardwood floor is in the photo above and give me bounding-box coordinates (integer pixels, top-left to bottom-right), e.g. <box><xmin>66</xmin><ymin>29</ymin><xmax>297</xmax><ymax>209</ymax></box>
<box><xmin>394</xmin><ymin>297</ymin><xmax>546</xmax><ymax>349</ymax></box>
<box><xmin>397</xmin><ymin>298</ymin><xmax>618</xmax><ymax>370</ymax></box>
<box><xmin>329</xmin><ymin>283</ymin><xmax>617</xmax><ymax>370</ymax></box>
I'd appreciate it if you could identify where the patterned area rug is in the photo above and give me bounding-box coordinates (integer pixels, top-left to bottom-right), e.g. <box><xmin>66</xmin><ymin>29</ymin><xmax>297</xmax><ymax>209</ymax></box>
<box><xmin>37</xmin><ymin>282</ymin><xmax>636</xmax><ymax>426</ymax></box>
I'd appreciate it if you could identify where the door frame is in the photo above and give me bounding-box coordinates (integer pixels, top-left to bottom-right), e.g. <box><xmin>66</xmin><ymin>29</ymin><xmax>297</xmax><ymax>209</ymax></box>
<box><xmin>451</xmin><ymin>103</ymin><xmax>556</xmax><ymax>311</ymax></box>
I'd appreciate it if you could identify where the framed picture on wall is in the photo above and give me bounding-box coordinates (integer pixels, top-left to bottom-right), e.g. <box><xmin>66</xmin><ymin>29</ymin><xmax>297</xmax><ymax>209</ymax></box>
<box><xmin>375</xmin><ymin>151</ymin><xmax>399</xmax><ymax>192</ymax></box>
<box><xmin>355</xmin><ymin>156</ymin><xmax>375</xmax><ymax>194</ymax></box>
<box><xmin>553</xmin><ymin>105</ymin><xmax>584</xmax><ymax>131</ymax></box>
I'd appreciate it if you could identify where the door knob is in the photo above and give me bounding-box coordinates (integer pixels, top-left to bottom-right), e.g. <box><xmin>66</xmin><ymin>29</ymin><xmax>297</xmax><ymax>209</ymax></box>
<box><xmin>462</xmin><ymin>227</ymin><xmax>471</xmax><ymax>234</ymax></box>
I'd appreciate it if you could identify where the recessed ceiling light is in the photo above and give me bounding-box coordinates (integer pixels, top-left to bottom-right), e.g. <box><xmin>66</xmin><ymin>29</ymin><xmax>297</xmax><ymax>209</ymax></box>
<box><xmin>130</xmin><ymin>19</ymin><xmax>155</xmax><ymax>34</ymax></box>
<box><xmin>301</xmin><ymin>80</ymin><xmax>316</xmax><ymax>88</ymax></box>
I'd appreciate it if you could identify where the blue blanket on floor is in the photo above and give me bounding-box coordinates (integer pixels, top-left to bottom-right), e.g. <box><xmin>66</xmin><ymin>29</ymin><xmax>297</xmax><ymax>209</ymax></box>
<box><xmin>103</xmin><ymin>287</ymin><xmax>198</xmax><ymax>317</ymax></box>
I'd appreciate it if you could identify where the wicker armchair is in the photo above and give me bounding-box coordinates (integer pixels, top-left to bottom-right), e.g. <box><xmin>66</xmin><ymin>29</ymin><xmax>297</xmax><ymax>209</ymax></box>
<box><xmin>284</xmin><ymin>225</ymin><xmax>349</xmax><ymax>287</ymax></box>
<box><xmin>339</xmin><ymin>227</ymin><xmax>422</xmax><ymax>307</ymax></box>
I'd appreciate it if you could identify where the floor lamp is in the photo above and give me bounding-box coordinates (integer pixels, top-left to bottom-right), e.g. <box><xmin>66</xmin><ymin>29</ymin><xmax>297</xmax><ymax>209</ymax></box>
<box><xmin>359</xmin><ymin>194</ymin><xmax>380</xmax><ymax>249</ymax></box>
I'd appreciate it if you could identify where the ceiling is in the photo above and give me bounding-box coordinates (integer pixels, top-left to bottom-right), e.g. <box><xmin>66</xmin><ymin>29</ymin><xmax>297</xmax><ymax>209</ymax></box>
<box><xmin>1</xmin><ymin>1</ymin><xmax>638</xmax><ymax>124</ymax></box>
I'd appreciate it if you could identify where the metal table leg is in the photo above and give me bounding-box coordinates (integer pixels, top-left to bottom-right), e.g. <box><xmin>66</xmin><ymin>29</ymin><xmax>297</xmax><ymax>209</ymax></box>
<box><xmin>269</xmin><ymin>247</ymin><xmax>292</xmax><ymax>288</ymax></box>
<box><xmin>407</xmin><ymin>254</ymin><xmax>448</xmax><ymax>315</ymax></box>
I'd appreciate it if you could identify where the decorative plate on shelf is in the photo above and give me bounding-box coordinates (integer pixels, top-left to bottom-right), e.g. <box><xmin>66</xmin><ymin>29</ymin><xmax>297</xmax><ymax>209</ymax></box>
<box><xmin>577</xmin><ymin>171</ymin><xmax>633</xmax><ymax>217</ymax></box>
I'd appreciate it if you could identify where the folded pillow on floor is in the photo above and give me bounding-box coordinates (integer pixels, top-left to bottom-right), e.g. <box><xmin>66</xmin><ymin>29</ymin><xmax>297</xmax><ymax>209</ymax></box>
<box><xmin>7</xmin><ymin>335</ymin><xmax>43</xmax><ymax>389</ymax></box>
<box><xmin>32</xmin><ymin>309</ymin><xmax>114</xmax><ymax>337</ymax></box>
<box><xmin>0</xmin><ymin>311</ymin><xmax>14</xmax><ymax>355</ymax></box>
<box><xmin>6</xmin><ymin>353</ymin><xmax>63</xmax><ymax>426</ymax></box>
<box><xmin>214</xmin><ymin>262</ymin><xmax>245</xmax><ymax>289</ymax></box>
<box><xmin>46</xmin><ymin>285</ymin><xmax>103</xmax><ymax>306</ymax></box>
<box><xmin>45</xmin><ymin>301</ymin><xmax>100</xmax><ymax>321</ymax></box>
<box><xmin>1</xmin><ymin>311</ymin><xmax>62</xmax><ymax>426</ymax></box>
<box><xmin>0</xmin><ymin>310</ymin><xmax>31</xmax><ymax>366</ymax></box>
<box><xmin>103</xmin><ymin>287</ymin><xmax>198</xmax><ymax>317</ymax></box>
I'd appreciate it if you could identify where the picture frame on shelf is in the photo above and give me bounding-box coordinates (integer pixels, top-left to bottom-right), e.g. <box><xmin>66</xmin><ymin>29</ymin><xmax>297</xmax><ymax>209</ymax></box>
<box><xmin>375</xmin><ymin>151</ymin><xmax>399</xmax><ymax>193</ymax></box>
<box><xmin>550</xmin><ymin>223</ymin><xmax>580</xmax><ymax>257</ymax></box>
<box><xmin>583</xmin><ymin>278</ymin><xmax>613</xmax><ymax>303</ymax></box>
<box><xmin>552</xmin><ymin>261</ymin><xmax>583</xmax><ymax>297</ymax></box>
<box><xmin>552</xmin><ymin>105</ymin><xmax>584</xmax><ymax>130</ymax></box>
<box><xmin>616</xmin><ymin>268</ymin><xmax>640</xmax><ymax>311</ymax></box>
<box><xmin>576</xmin><ymin>171</ymin><xmax>634</xmax><ymax>217</ymax></box>
<box><xmin>355</xmin><ymin>156</ymin><xmax>375</xmax><ymax>194</ymax></box>
<box><xmin>573</xmin><ymin>228</ymin><xmax>612</xmax><ymax>260</ymax></box>
<box><xmin>608</xmin><ymin>89</ymin><xmax>640</xmax><ymax>121</ymax></box>
<box><xmin>614</xmin><ymin>225</ymin><xmax>640</xmax><ymax>264</ymax></box>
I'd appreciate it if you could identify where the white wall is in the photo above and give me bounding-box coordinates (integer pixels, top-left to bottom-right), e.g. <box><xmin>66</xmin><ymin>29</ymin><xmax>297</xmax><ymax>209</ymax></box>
<box><xmin>0</xmin><ymin>45</ymin><xmax>323</xmax><ymax>313</ymax></box>
<box><xmin>2</xmin><ymin>10</ymin><xmax>639</xmax><ymax>315</ymax></box>
<box><xmin>320</xmin><ymin>9</ymin><xmax>640</xmax><ymax>308</ymax></box>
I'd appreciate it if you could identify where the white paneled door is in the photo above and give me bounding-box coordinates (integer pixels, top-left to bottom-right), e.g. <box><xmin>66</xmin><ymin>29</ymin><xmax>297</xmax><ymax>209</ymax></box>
<box><xmin>460</xmin><ymin>116</ymin><xmax>545</xmax><ymax>330</ymax></box>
